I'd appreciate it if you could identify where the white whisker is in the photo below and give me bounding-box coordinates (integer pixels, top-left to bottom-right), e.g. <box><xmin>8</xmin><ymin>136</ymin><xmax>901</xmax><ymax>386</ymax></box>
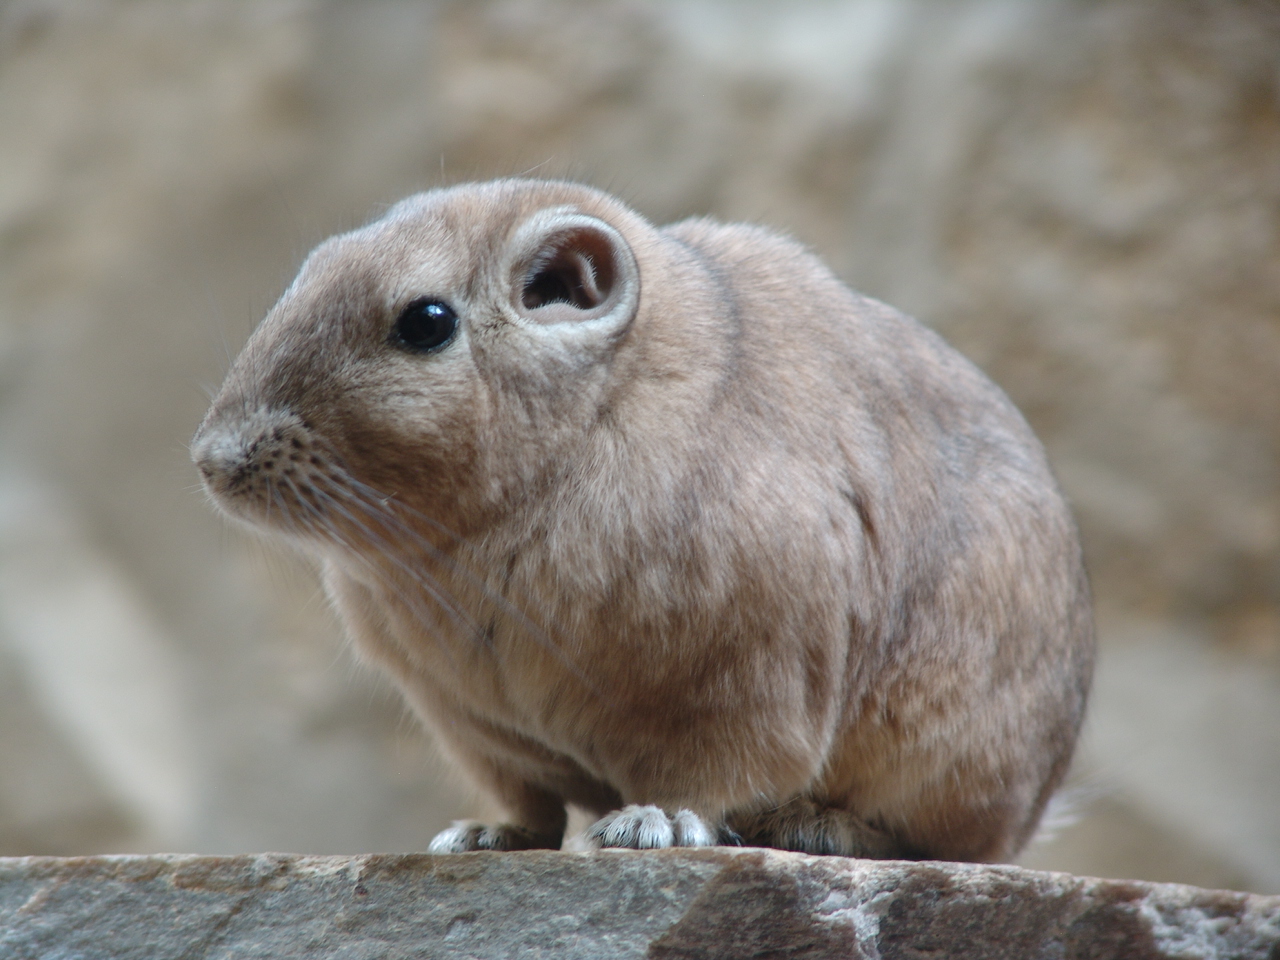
<box><xmin>304</xmin><ymin>479</ymin><xmax>485</xmax><ymax>647</ymax></box>
<box><xmin>313</xmin><ymin>472</ymin><xmax>601</xmax><ymax>694</ymax></box>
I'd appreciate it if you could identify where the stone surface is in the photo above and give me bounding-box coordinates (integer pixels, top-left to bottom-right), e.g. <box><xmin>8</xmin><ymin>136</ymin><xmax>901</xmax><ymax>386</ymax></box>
<box><xmin>1</xmin><ymin>850</ymin><xmax>1278</xmax><ymax>959</ymax></box>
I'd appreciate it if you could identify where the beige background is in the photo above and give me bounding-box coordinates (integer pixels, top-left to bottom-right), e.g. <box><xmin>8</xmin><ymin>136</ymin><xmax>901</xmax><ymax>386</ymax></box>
<box><xmin>0</xmin><ymin>0</ymin><xmax>1276</xmax><ymax>893</ymax></box>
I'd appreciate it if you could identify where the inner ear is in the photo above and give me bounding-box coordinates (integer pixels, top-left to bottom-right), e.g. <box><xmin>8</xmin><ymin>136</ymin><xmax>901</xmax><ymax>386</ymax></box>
<box><xmin>520</xmin><ymin>227</ymin><xmax>617</xmax><ymax>311</ymax></box>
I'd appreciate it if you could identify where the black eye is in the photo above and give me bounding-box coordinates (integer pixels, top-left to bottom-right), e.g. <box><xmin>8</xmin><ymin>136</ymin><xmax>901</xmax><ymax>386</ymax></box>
<box><xmin>391</xmin><ymin>299</ymin><xmax>458</xmax><ymax>353</ymax></box>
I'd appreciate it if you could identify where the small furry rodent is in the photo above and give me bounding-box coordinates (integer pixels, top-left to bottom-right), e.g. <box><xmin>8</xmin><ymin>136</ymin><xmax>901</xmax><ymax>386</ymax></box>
<box><xmin>193</xmin><ymin>179</ymin><xmax>1094</xmax><ymax>862</ymax></box>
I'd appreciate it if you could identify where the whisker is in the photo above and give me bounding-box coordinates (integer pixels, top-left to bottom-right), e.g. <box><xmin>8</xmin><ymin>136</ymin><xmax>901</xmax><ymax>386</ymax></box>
<box><xmin>300</xmin><ymin>478</ymin><xmax>486</xmax><ymax>651</ymax></box>
<box><xmin>343</xmin><ymin>475</ymin><xmax>470</xmax><ymax>545</ymax></box>
<box><xmin>331</xmin><ymin>474</ymin><xmax>564</xmax><ymax>641</ymax></box>
<box><xmin>311</xmin><ymin>477</ymin><xmax>504</xmax><ymax>646</ymax></box>
<box><xmin>315</xmin><ymin>472</ymin><xmax>602</xmax><ymax>696</ymax></box>
<box><xmin>274</xmin><ymin>478</ymin><xmax>475</xmax><ymax>681</ymax></box>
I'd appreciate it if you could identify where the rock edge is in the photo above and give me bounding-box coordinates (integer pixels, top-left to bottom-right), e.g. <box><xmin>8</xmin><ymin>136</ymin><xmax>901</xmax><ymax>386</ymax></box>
<box><xmin>1</xmin><ymin>849</ymin><xmax>1277</xmax><ymax>959</ymax></box>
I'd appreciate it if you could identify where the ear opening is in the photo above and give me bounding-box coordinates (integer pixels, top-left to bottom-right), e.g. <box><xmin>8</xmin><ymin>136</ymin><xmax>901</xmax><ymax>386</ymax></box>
<box><xmin>507</xmin><ymin>210</ymin><xmax>639</xmax><ymax>331</ymax></box>
<box><xmin>521</xmin><ymin>226</ymin><xmax>616</xmax><ymax>311</ymax></box>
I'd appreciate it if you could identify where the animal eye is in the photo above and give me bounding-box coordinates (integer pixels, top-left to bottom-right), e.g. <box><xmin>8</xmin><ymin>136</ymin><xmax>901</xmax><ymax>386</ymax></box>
<box><xmin>391</xmin><ymin>299</ymin><xmax>458</xmax><ymax>353</ymax></box>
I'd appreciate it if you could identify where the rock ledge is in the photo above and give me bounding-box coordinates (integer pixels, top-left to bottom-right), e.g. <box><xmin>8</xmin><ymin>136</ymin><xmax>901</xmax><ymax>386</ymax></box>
<box><xmin>1</xmin><ymin>849</ymin><xmax>1277</xmax><ymax>958</ymax></box>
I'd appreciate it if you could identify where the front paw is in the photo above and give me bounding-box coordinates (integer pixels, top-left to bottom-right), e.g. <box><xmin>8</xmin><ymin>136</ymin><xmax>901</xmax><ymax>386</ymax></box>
<box><xmin>585</xmin><ymin>805</ymin><xmax>718</xmax><ymax>849</ymax></box>
<box><xmin>428</xmin><ymin>820</ymin><xmax>560</xmax><ymax>853</ymax></box>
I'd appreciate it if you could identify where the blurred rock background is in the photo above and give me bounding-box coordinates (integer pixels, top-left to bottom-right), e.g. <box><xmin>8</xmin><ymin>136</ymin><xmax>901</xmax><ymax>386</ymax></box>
<box><xmin>0</xmin><ymin>0</ymin><xmax>1276</xmax><ymax>892</ymax></box>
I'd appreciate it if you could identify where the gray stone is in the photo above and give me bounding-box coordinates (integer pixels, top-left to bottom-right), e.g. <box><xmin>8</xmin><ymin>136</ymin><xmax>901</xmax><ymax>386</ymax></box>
<box><xmin>1</xmin><ymin>850</ymin><xmax>1277</xmax><ymax>959</ymax></box>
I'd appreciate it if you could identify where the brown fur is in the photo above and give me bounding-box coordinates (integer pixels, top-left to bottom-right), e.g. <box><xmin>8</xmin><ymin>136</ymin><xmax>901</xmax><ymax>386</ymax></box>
<box><xmin>192</xmin><ymin>179</ymin><xmax>1094</xmax><ymax>862</ymax></box>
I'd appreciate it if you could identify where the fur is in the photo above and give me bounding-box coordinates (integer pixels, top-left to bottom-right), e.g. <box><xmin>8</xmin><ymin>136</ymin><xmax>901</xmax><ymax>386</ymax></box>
<box><xmin>192</xmin><ymin>179</ymin><xmax>1095</xmax><ymax>862</ymax></box>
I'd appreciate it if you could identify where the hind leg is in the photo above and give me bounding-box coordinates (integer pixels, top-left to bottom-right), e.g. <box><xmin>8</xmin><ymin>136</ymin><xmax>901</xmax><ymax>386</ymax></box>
<box><xmin>727</xmin><ymin>797</ymin><xmax>916</xmax><ymax>859</ymax></box>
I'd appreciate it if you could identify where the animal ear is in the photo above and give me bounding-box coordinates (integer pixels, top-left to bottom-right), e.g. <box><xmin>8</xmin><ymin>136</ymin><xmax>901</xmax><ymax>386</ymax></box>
<box><xmin>506</xmin><ymin>209</ymin><xmax>639</xmax><ymax>336</ymax></box>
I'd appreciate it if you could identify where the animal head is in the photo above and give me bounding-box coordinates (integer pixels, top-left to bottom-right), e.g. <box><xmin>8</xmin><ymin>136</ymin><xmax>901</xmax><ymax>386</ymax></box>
<box><xmin>192</xmin><ymin>180</ymin><xmax>645</xmax><ymax>548</ymax></box>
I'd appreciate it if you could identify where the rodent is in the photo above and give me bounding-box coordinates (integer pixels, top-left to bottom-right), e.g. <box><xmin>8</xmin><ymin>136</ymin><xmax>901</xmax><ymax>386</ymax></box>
<box><xmin>192</xmin><ymin>178</ymin><xmax>1094</xmax><ymax>862</ymax></box>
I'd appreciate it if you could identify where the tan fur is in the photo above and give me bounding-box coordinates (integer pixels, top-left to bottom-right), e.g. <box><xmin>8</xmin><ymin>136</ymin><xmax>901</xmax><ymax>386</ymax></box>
<box><xmin>192</xmin><ymin>179</ymin><xmax>1094</xmax><ymax>862</ymax></box>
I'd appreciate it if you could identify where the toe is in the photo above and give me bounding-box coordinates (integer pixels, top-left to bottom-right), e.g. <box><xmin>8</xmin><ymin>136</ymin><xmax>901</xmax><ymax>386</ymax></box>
<box><xmin>588</xmin><ymin>804</ymin><xmax>673</xmax><ymax>849</ymax></box>
<box><xmin>671</xmin><ymin>809</ymin><xmax>716</xmax><ymax>846</ymax></box>
<box><xmin>428</xmin><ymin>820</ymin><xmax>485</xmax><ymax>853</ymax></box>
<box><xmin>587</xmin><ymin>805</ymin><xmax>719</xmax><ymax>849</ymax></box>
<box><xmin>427</xmin><ymin>821</ymin><xmax>560</xmax><ymax>852</ymax></box>
<box><xmin>630</xmin><ymin>805</ymin><xmax>677</xmax><ymax>848</ymax></box>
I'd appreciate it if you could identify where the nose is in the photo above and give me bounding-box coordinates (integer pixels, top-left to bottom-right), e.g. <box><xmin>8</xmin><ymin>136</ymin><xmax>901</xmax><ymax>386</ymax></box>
<box><xmin>190</xmin><ymin>427</ymin><xmax>246</xmax><ymax>487</ymax></box>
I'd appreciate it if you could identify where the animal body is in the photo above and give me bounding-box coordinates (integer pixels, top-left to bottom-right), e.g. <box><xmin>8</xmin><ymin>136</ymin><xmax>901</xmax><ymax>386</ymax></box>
<box><xmin>192</xmin><ymin>179</ymin><xmax>1094</xmax><ymax>862</ymax></box>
